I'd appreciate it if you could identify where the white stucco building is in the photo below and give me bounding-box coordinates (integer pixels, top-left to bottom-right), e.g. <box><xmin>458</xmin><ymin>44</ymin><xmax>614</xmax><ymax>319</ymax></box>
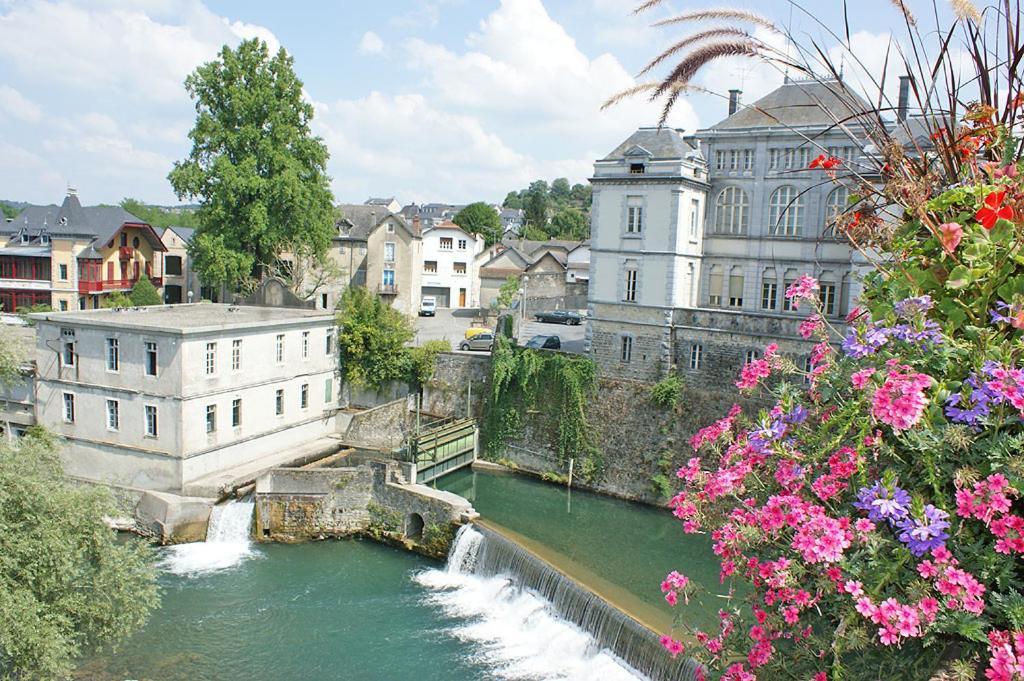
<box><xmin>31</xmin><ymin>305</ymin><xmax>338</xmax><ymax>494</ymax></box>
<box><xmin>419</xmin><ymin>220</ymin><xmax>483</xmax><ymax>308</ymax></box>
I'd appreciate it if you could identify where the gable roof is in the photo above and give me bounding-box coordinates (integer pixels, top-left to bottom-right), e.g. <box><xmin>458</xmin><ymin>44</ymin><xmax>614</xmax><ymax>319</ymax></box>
<box><xmin>603</xmin><ymin>127</ymin><xmax>696</xmax><ymax>160</ymax></box>
<box><xmin>2</xmin><ymin>193</ymin><xmax>165</xmax><ymax>251</ymax></box>
<box><xmin>527</xmin><ymin>251</ymin><xmax>567</xmax><ymax>272</ymax></box>
<box><xmin>163</xmin><ymin>225</ymin><xmax>195</xmax><ymax>244</ymax></box>
<box><xmin>710</xmin><ymin>78</ymin><xmax>875</xmax><ymax>131</ymax></box>
<box><xmin>335</xmin><ymin>203</ymin><xmax>390</xmax><ymax>240</ymax></box>
<box><xmin>480</xmin><ymin>245</ymin><xmax>530</xmax><ymax>271</ymax></box>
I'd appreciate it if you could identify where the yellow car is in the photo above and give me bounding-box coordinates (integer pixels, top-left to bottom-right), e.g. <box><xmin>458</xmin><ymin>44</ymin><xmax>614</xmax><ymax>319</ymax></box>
<box><xmin>465</xmin><ymin>327</ymin><xmax>491</xmax><ymax>339</ymax></box>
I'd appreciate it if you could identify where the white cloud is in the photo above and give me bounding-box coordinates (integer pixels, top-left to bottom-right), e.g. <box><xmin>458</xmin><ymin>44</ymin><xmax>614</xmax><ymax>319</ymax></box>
<box><xmin>0</xmin><ymin>85</ymin><xmax>41</xmax><ymax>122</ymax></box>
<box><xmin>359</xmin><ymin>30</ymin><xmax>385</xmax><ymax>55</ymax></box>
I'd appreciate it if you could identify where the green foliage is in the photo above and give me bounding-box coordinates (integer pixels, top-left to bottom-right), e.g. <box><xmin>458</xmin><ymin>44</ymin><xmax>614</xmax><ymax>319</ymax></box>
<box><xmin>0</xmin><ymin>203</ymin><xmax>18</xmax><ymax>220</ymax></box>
<box><xmin>500</xmin><ymin>314</ymin><xmax>514</xmax><ymax>339</ymax></box>
<box><xmin>483</xmin><ymin>336</ymin><xmax>601</xmax><ymax>479</ymax></box>
<box><xmin>548</xmin><ymin>207</ymin><xmax>589</xmax><ymax>241</ymax></box>
<box><xmin>408</xmin><ymin>340</ymin><xmax>451</xmax><ymax>388</ymax></box>
<box><xmin>540</xmin><ymin>470</ymin><xmax>569</xmax><ymax>484</ymax></box>
<box><xmin>420</xmin><ymin>523</ymin><xmax>456</xmax><ymax>559</ymax></box>
<box><xmin>496</xmin><ymin>275</ymin><xmax>521</xmax><ymax>309</ymax></box>
<box><xmin>501</xmin><ymin>191</ymin><xmax>523</xmax><ymax>210</ymax></box>
<box><xmin>453</xmin><ymin>202</ymin><xmax>503</xmax><ymax>247</ymax></box>
<box><xmin>169</xmin><ymin>39</ymin><xmax>335</xmax><ymax>291</ymax></box>
<box><xmin>119</xmin><ymin>198</ymin><xmax>199</xmax><ymax>230</ymax></box>
<box><xmin>650</xmin><ymin>451</ymin><xmax>676</xmax><ymax>499</ymax></box>
<box><xmin>128</xmin><ymin>275</ymin><xmax>162</xmax><ymax>306</ymax></box>
<box><xmin>648</xmin><ymin>373</ymin><xmax>684</xmax><ymax>409</ymax></box>
<box><xmin>101</xmin><ymin>292</ymin><xmax>134</xmax><ymax>309</ymax></box>
<box><xmin>520</xmin><ymin>224</ymin><xmax>550</xmax><ymax>241</ymax></box>
<box><xmin>336</xmin><ymin>286</ymin><xmax>413</xmax><ymax>389</ymax></box>
<box><xmin>15</xmin><ymin>304</ymin><xmax>50</xmax><ymax>326</ymax></box>
<box><xmin>525</xmin><ymin>188</ymin><xmax>548</xmax><ymax>233</ymax></box>
<box><xmin>0</xmin><ymin>326</ymin><xmax>27</xmax><ymax>388</ymax></box>
<box><xmin>0</xmin><ymin>429</ymin><xmax>159</xmax><ymax>679</ymax></box>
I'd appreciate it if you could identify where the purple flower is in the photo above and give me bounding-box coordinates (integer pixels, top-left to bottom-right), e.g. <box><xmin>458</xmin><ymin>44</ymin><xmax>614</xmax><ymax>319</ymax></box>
<box><xmin>894</xmin><ymin>295</ymin><xmax>934</xmax><ymax>319</ymax></box>
<box><xmin>854</xmin><ymin>482</ymin><xmax>911</xmax><ymax>523</ymax></box>
<box><xmin>895</xmin><ymin>505</ymin><xmax>950</xmax><ymax>556</ymax></box>
<box><xmin>990</xmin><ymin>301</ymin><xmax>1012</xmax><ymax>326</ymax></box>
<box><xmin>783</xmin><ymin>405</ymin><xmax>808</xmax><ymax>424</ymax></box>
<box><xmin>945</xmin><ymin>375</ymin><xmax>992</xmax><ymax>427</ymax></box>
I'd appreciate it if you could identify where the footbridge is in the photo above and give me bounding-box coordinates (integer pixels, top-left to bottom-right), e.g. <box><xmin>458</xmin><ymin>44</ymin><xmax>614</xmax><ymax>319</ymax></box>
<box><xmin>401</xmin><ymin>416</ymin><xmax>478</xmax><ymax>484</ymax></box>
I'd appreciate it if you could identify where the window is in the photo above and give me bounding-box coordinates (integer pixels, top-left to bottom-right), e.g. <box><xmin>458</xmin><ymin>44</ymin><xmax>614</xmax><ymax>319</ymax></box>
<box><xmin>689</xmin><ymin>199</ymin><xmax>700</xmax><ymax>239</ymax></box>
<box><xmin>796</xmin><ymin>148</ymin><xmax>810</xmax><ymax>168</ymax></box>
<box><xmin>300</xmin><ymin>383</ymin><xmax>309</xmax><ymax>409</ymax></box>
<box><xmin>728</xmin><ymin>267</ymin><xmax>744</xmax><ymax>307</ymax></box>
<box><xmin>61</xmin><ymin>329</ymin><xmax>75</xmax><ymax>367</ymax></box>
<box><xmin>728</xmin><ymin>149</ymin><xmax>739</xmax><ymax>170</ymax></box>
<box><xmin>454</xmin><ymin>262</ymin><xmax>467</xmax><ymax>275</ymax></box>
<box><xmin>689</xmin><ymin>345</ymin><xmax>703</xmax><ymax>370</ymax></box>
<box><xmin>324</xmin><ymin>378</ymin><xmax>333</xmax><ymax>403</ymax></box>
<box><xmin>424</xmin><ymin>260</ymin><xmax>438</xmax><ymax>274</ymax></box>
<box><xmin>626</xmin><ymin>197</ymin><xmax>643</xmax><ymax>233</ymax></box>
<box><xmin>629</xmin><ymin>163</ymin><xmax>645</xmax><ymax>174</ymax></box>
<box><xmin>20</xmin><ymin>232</ymin><xmax>29</xmax><ymax>244</ymax></box>
<box><xmin>63</xmin><ymin>393</ymin><xmax>75</xmax><ymax>423</ymax></box>
<box><xmin>620</xmin><ymin>336</ymin><xmax>633</xmax><ymax>363</ymax></box>
<box><xmin>715</xmin><ymin>150</ymin><xmax>727</xmax><ymax>170</ymax></box>
<box><xmin>120</xmin><ymin>233</ymin><xmax>128</xmax><ymax>248</ymax></box>
<box><xmin>59</xmin><ymin>264</ymin><xmax>68</xmax><ymax>280</ymax></box>
<box><xmin>106</xmin><ymin>399</ymin><xmax>119</xmax><ymax>431</ymax></box>
<box><xmin>275</xmin><ymin>389</ymin><xmax>284</xmax><ymax>416</ymax></box>
<box><xmin>205</xmin><ymin>342</ymin><xmax>216</xmax><ymax>375</ymax></box>
<box><xmin>386</xmin><ymin>221</ymin><xmax>395</xmax><ymax>233</ymax></box>
<box><xmin>783</xmin><ymin>271</ymin><xmax>798</xmax><ymax>312</ymax></box>
<box><xmin>145</xmin><ymin>341</ymin><xmax>157</xmax><ymax>376</ymax></box>
<box><xmin>457</xmin><ymin>239</ymin><xmax>467</xmax><ymax>250</ymax></box>
<box><xmin>232</xmin><ymin>398</ymin><xmax>241</xmax><ymax>428</ymax></box>
<box><xmin>165</xmin><ymin>255</ymin><xmax>182</xmax><ymax>275</ymax></box>
<box><xmin>743</xmin><ymin>149</ymin><xmax>754</xmax><ymax>171</ymax></box>
<box><xmin>819</xmin><ymin>282</ymin><xmax>837</xmax><ymax>316</ymax></box>
<box><xmin>624</xmin><ymin>269</ymin><xmax>638</xmax><ymax>302</ymax></box>
<box><xmin>761</xmin><ymin>274</ymin><xmax>778</xmax><ymax>310</ymax></box>
<box><xmin>744</xmin><ymin>349</ymin><xmax>760</xmax><ymax>365</ymax></box>
<box><xmin>384</xmin><ymin>242</ymin><xmax>396</xmax><ymax>262</ymax></box>
<box><xmin>275</xmin><ymin>334</ymin><xmax>284</xmax><ymax>364</ymax></box>
<box><xmin>769</xmin><ymin>148</ymin><xmax>782</xmax><ymax>170</ymax></box>
<box><xmin>302</xmin><ymin>331</ymin><xmax>309</xmax><ymax>359</ymax></box>
<box><xmin>825</xmin><ymin>186</ymin><xmax>849</xmax><ymax>237</ymax></box>
<box><xmin>440</xmin><ymin>237</ymin><xmax>453</xmax><ymax>251</ymax></box>
<box><xmin>231</xmin><ymin>339</ymin><xmax>242</xmax><ymax>371</ymax></box>
<box><xmin>59</xmin><ymin>300</ymin><xmax>68</xmax><ymax>311</ymax></box>
<box><xmin>326</xmin><ymin>329</ymin><xmax>334</xmax><ymax>355</ymax></box>
<box><xmin>206</xmin><ymin>404</ymin><xmax>216</xmax><ymax>433</ymax></box>
<box><xmin>708</xmin><ymin>266</ymin><xmax>723</xmax><ymax>306</ymax></box>
<box><xmin>768</xmin><ymin>186</ymin><xmax>804</xmax><ymax>236</ymax></box>
<box><xmin>105</xmin><ymin>338</ymin><xmax>119</xmax><ymax>372</ymax></box>
<box><xmin>714</xmin><ymin>187</ymin><xmax>749</xmax><ymax>234</ymax></box>
<box><xmin>145</xmin><ymin>405</ymin><xmax>158</xmax><ymax>437</ymax></box>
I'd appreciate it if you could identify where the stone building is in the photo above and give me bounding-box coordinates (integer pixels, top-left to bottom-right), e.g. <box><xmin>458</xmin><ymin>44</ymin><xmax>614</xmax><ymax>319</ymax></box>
<box><xmin>31</xmin><ymin>305</ymin><xmax>338</xmax><ymax>494</ymax></box>
<box><xmin>159</xmin><ymin>226</ymin><xmax>201</xmax><ymax>304</ymax></box>
<box><xmin>587</xmin><ymin>79</ymin><xmax>873</xmax><ymax>384</ymax></box>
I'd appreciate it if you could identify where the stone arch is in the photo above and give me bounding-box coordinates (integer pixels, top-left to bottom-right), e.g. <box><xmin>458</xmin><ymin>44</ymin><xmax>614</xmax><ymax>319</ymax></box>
<box><xmin>405</xmin><ymin>512</ymin><xmax>425</xmax><ymax>540</ymax></box>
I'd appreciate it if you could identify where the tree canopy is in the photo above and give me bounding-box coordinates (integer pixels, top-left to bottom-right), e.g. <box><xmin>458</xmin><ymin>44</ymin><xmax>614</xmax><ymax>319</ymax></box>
<box><xmin>119</xmin><ymin>198</ymin><xmax>199</xmax><ymax>231</ymax></box>
<box><xmin>168</xmin><ymin>38</ymin><xmax>335</xmax><ymax>292</ymax></box>
<box><xmin>452</xmin><ymin>202</ymin><xmax>503</xmax><ymax>247</ymax></box>
<box><xmin>0</xmin><ymin>326</ymin><xmax>26</xmax><ymax>388</ymax></box>
<box><xmin>503</xmin><ymin>177</ymin><xmax>591</xmax><ymax>240</ymax></box>
<box><xmin>336</xmin><ymin>286</ymin><xmax>414</xmax><ymax>389</ymax></box>
<box><xmin>129</xmin><ymin>275</ymin><xmax>163</xmax><ymax>306</ymax></box>
<box><xmin>0</xmin><ymin>428</ymin><xmax>159</xmax><ymax>679</ymax></box>
<box><xmin>548</xmin><ymin>207</ymin><xmax>589</xmax><ymax>241</ymax></box>
<box><xmin>0</xmin><ymin>203</ymin><xmax>19</xmax><ymax>220</ymax></box>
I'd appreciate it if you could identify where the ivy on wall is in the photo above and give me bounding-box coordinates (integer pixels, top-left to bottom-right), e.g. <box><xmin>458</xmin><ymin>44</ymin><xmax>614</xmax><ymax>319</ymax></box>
<box><xmin>482</xmin><ymin>337</ymin><xmax>602</xmax><ymax>479</ymax></box>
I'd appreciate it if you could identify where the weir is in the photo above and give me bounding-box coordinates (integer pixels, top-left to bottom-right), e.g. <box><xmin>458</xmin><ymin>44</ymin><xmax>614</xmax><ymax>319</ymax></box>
<box><xmin>161</xmin><ymin>499</ymin><xmax>256</xmax><ymax>576</ymax></box>
<box><xmin>443</xmin><ymin>524</ymin><xmax>702</xmax><ymax>681</ymax></box>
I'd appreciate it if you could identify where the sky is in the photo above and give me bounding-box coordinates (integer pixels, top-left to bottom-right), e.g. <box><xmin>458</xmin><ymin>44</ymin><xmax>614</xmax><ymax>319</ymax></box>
<box><xmin>0</xmin><ymin>0</ymin><xmax>949</xmax><ymax>207</ymax></box>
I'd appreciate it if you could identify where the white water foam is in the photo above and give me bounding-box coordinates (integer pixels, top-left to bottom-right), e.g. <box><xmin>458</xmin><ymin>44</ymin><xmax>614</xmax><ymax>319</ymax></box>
<box><xmin>161</xmin><ymin>499</ymin><xmax>257</xmax><ymax>576</ymax></box>
<box><xmin>414</xmin><ymin>526</ymin><xmax>646</xmax><ymax>681</ymax></box>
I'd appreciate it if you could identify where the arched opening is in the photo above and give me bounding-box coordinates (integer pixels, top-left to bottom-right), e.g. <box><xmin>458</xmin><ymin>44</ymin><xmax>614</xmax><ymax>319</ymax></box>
<box><xmin>405</xmin><ymin>513</ymin><xmax>425</xmax><ymax>540</ymax></box>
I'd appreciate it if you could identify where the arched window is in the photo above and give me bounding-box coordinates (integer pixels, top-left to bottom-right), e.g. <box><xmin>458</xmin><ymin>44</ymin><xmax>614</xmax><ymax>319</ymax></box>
<box><xmin>825</xmin><ymin>186</ymin><xmax>849</xmax><ymax>237</ymax></box>
<box><xmin>714</xmin><ymin>187</ymin><xmax>749</xmax><ymax>235</ymax></box>
<box><xmin>768</xmin><ymin>186</ymin><xmax>803</xmax><ymax>237</ymax></box>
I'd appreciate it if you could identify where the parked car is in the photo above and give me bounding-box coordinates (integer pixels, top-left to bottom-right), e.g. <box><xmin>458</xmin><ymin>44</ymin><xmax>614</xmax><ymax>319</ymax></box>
<box><xmin>534</xmin><ymin>310</ymin><xmax>582</xmax><ymax>325</ymax></box>
<box><xmin>525</xmin><ymin>335</ymin><xmax>561</xmax><ymax>350</ymax></box>
<box><xmin>464</xmin><ymin>326</ymin><xmax>491</xmax><ymax>339</ymax></box>
<box><xmin>419</xmin><ymin>297</ymin><xmax>436</xmax><ymax>317</ymax></box>
<box><xmin>459</xmin><ymin>332</ymin><xmax>494</xmax><ymax>352</ymax></box>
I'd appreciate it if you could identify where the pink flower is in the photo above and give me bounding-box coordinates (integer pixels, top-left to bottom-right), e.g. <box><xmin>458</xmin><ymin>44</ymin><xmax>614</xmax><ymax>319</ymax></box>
<box><xmin>664</xmin><ymin>590</ymin><xmax>678</xmax><ymax>606</ymax></box>
<box><xmin>814</xmin><ymin>673</ymin><xmax>828</xmax><ymax>681</ymax></box>
<box><xmin>938</xmin><ymin>222</ymin><xmax>964</xmax><ymax>253</ymax></box>
<box><xmin>799</xmin><ymin>314</ymin><xmax>822</xmax><ymax>339</ymax></box>
<box><xmin>660</xmin><ymin>635</ymin><xmax>685</xmax><ymax>658</ymax></box>
<box><xmin>785</xmin><ymin>275</ymin><xmax>820</xmax><ymax>310</ymax></box>
<box><xmin>851</xmin><ymin>368</ymin><xmax>876</xmax><ymax>390</ymax></box>
<box><xmin>871</xmin><ymin>366</ymin><xmax>932</xmax><ymax>431</ymax></box>
<box><xmin>843</xmin><ymin>580</ymin><xmax>864</xmax><ymax>597</ymax></box>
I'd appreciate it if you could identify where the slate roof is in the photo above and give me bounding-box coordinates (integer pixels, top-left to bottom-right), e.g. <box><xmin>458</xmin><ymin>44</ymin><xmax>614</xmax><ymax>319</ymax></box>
<box><xmin>500</xmin><ymin>237</ymin><xmax>584</xmax><ymax>259</ymax></box>
<box><xmin>164</xmin><ymin>225</ymin><xmax>195</xmax><ymax>243</ymax></box>
<box><xmin>710</xmin><ymin>78</ymin><xmax>875</xmax><ymax>130</ymax></box>
<box><xmin>602</xmin><ymin>127</ymin><xmax>696</xmax><ymax>160</ymax></box>
<box><xmin>365</xmin><ymin>197</ymin><xmax>396</xmax><ymax>206</ymax></box>
<box><xmin>335</xmin><ymin>203</ymin><xmax>388</xmax><ymax>240</ymax></box>
<box><xmin>1</xmin><ymin>193</ymin><xmax>164</xmax><ymax>252</ymax></box>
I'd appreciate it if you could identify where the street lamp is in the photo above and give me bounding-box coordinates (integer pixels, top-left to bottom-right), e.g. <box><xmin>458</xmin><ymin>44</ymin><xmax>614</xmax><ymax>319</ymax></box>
<box><xmin>520</xmin><ymin>275</ymin><xmax>529</xmax><ymax>322</ymax></box>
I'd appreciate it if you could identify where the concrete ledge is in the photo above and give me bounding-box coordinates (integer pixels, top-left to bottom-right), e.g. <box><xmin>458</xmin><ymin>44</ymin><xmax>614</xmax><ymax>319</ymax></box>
<box><xmin>136</xmin><ymin>490</ymin><xmax>215</xmax><ymax>544</ymax></box>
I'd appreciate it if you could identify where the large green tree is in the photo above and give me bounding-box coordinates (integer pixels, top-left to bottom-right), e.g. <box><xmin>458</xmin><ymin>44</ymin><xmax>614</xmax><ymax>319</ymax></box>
<box><xmin>548</xmin><ymin>207</ymin><xmax>588</xmax><ymax>240</ymax></box>
<box><xmin>452</xmin><ymin>202</ymin><xmax>503</xmax><ymax>247</ymax></box>
<box><xmin>336</xmin><ymin>287</ymin><xmax>414</xmax><ymax>389</ymax></box>
<box><xmin>169</xmin><ymin>39</ymin><xmax>335</xmax><ymax>292</ymax></box>
<box><xmin>0</xmin><ymin>429</ymin><xmax>159</xmax><ymax>679</ymax></box>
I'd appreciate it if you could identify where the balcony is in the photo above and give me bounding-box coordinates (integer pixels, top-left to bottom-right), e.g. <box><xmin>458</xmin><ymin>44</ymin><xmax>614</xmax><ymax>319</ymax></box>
<box><xmin>79</xmin><ymin>277</ymin><xmax>163</xmax><ymax>294</ymax></box>
<box><xmin>377</xmin><ymin>283</ymin><xmax>398</xmax><ymax>296</ymax></box>
<box><xmin>119</xmin><ymin>246</ymin><xmax>134</xmax><ymax>260</ymax></box>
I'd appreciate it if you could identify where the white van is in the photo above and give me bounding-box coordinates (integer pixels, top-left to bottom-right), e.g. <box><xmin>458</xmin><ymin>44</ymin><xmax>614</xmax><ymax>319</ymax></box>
<box><xmin>419</xmin><ymin>296</ymin><xmax>437</xmax><ymax>317</ymax></box>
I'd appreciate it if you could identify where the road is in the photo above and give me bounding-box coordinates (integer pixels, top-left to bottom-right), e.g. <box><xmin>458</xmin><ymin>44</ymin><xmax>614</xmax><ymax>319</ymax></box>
<box><xmin>412</xmin><ymin>308</ymin><xmax>587</xmax><ymax>355</ymax></box>
<box><xmin>517</xmin><ymin>318</ymin><xmax>586</xmax><ymax>354</ymax></box>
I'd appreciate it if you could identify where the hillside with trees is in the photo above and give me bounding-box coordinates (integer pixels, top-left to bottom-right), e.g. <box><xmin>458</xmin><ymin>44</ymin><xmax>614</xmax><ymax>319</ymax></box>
<box><xmin>502</xmin><ymin>178</ymin><xmax>591</xmax><ymax>241</ymax></box>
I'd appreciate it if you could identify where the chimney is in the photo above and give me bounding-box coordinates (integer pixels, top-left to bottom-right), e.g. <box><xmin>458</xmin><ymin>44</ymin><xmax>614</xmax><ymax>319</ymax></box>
<box><xmin>897</xmin><ymin>75</ymin><xmax>911</xmax><ymax>122</ymax></box>
<box><xmin>728</xmin><ymin>89</ymin><xmax>742</xmax><ymax>116</ymax></box>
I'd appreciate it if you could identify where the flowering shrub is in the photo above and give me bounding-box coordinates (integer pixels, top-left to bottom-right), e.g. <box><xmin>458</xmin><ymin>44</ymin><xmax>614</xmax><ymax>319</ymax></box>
<box><xmin>660</xmin><ymin>134</ymin><xmax>1024</xmax><ymax>678</ymax></box>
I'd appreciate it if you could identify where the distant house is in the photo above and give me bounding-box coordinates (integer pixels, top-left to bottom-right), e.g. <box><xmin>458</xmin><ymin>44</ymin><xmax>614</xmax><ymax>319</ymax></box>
<box><xmin>476</xmin><ymin>236</ymin><xmax>588</xmax><ymax>309</ymax></box>
<box><xmin>364</xmin><ymin>197</ymin><xmax>402</xmax><ymax>214</ymax></box>
<box><xmin>498</xmin><ymin>207</ymin><xmax>525</xmax><ymax>235</ymax></box>
<box><xmin>420</xmin><ymin>220</ymin><xmax>483</xmax><ymax>308</ymax></box>
<box><xmin>0</xmin><ymin>190</ymin><xmax>167</xmax><ymax>313</ymax></box>
<box><xmin>566</xmin><ymin>242</ymin><xmax>590</xmax><ymax>283</ymax></box>
<box><xmin>160</xmin><ymin>226</ymin><xmax>201</xmax><ymax>304</ymax></box>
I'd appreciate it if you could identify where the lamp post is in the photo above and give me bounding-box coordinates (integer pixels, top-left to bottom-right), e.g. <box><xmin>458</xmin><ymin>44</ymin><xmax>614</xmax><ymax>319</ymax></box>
<box><xmin>520</xmin><ymin>275</ymin><xmax>529</xmax><ymax>322</ymax></box>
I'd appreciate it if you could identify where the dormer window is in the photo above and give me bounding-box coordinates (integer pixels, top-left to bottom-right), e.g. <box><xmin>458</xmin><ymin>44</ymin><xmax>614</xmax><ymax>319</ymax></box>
<box><xmin>120</xmin><ymin>233</ymin><xmax>128</xmax><ymax>248</ymax></box>
<box><xmin>629</xmin><ymin>163</ymin><xmax>645</xmax><ymax>174</ymax></box>
<box><xmin>40</xmin><ymin>234</ymin><xmax>50</xmax><ymax>245</ymax></box>
<box><xmin>20</xmin><ymin>232</ymin><xmax>29</xmax><ymax>244</ymax></box>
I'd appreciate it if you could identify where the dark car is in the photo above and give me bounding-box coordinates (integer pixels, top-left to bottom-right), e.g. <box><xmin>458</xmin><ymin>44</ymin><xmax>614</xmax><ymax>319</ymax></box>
<box><xmin>459</xmin><ymin>333</ymin><xmax>494</xmax><ymax>352</ymax></box>
<box><xmin>525</xmin><ymin>335</ymin><xmax>561</xmax><ymax>350</ymax></box>
<box><xmin>534</xmin><ymin>310</ymin><xmax>582</xmax><ymax>325</ymax></box>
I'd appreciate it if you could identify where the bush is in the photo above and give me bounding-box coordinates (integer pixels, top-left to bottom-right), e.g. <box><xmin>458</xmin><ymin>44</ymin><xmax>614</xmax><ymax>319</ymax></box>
<box><xmin>101</xmin><ymin>292</ymin><xmax>134</xmax><ymax>309</ymax></box>
<box><xmin>649</xmin><ymin>374</ymin><xmax>683</xmax><ymax>409</ymax></box>
<box><xmin>129</xmin><ymin>274</ymin><xmax>162</xmax><ymax>306</ymax></box>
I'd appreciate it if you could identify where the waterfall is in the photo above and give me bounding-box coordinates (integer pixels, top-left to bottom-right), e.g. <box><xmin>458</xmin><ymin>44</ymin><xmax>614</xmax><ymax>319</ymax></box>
<box><xmin>161</xmin><ymin>499</ymin><xmax>257</xmax><ymax>576</ymax></box>
<box><xmin>415</xmin><ymin>525</ymin><xmax>701</xmax><ymax>681</ymax></box>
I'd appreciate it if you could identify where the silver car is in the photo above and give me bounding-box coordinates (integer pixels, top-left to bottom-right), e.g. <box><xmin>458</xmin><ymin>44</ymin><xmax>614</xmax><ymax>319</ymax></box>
<box><xmin>459</xmin><ymin>332</ymin><xmax>494</xmax><ymax>352</ymax></box>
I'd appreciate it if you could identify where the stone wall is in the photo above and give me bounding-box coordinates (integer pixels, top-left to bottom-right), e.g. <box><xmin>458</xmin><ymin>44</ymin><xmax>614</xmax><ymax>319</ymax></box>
<box><xmin>587</xmin><ymin>302</ymin><xmax>672</xmax><ymax>382</ymax></box>
<box><xmin>421</xmin><ymin>351</ymin><xmax>490</xmax><ymax>419</ymax></box>
<box><xmin>342</xmin><ymin>396</ymin><xmax>414</xmax><ymax>450</ymax></box>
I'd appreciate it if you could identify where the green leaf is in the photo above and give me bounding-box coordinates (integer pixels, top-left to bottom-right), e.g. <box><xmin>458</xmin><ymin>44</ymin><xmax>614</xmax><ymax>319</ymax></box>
<box><xmin>945</xmin><ymin>265</ymin><xmax>972</xmax><ymax>290</ymax></box>
<box><xmin>990</xmin><ymin>218</ymin><xmax>1016</xmax><ymax>245</ymax></box>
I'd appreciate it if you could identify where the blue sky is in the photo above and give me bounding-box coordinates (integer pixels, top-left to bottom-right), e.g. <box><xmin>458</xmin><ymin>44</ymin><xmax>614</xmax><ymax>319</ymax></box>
<box><xmin>0</xmin><ymin>0</ymin><xmax>934</xmax><ymax>207</ymax></box>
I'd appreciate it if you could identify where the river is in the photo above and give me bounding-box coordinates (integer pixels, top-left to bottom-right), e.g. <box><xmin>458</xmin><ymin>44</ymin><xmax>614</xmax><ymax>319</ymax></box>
<box><xmin>82</xmin><ymin>469</ymin><xmax>716</xmax><ymax>680</ymax></box>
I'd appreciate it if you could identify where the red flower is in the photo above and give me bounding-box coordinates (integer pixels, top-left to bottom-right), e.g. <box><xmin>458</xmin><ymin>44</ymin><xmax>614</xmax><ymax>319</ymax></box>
<box><xmin>975</xmin><ymin>190</ymin><xmax>1014</xmax><ymax>229</ymax></box>
<box><xmin>809</xmin><ymin>154</ymin><xmax>841</xmax><ymax>170</ymax></box>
